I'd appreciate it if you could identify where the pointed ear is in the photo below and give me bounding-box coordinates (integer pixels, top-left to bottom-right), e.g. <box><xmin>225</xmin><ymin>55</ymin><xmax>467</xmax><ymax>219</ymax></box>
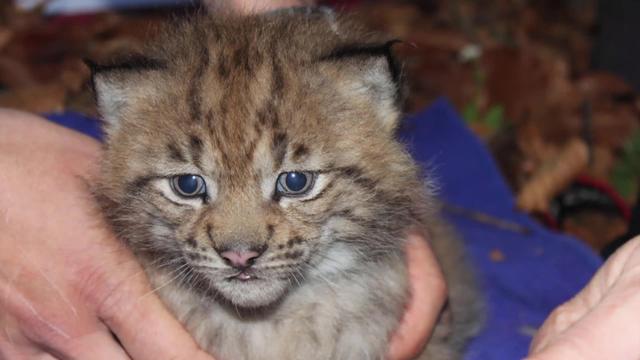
<box><xmin>320</xmin><ymin>40</ymin><xmax>405</xmax><ymax>133</ymax></box>
<box><xmin>85</xmin><ymin>56</ymin><xmax>166</xmax><ymax>134</ymax></box>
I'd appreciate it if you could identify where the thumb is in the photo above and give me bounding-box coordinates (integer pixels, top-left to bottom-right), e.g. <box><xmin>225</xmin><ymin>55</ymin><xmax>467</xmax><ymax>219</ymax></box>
<box><xmin>85</xmin><ymin>246</ymin><xmax>216</xmax><ymax>360</ymax></box>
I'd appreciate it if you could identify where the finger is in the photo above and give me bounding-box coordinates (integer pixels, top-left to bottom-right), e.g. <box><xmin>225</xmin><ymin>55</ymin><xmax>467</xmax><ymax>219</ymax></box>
<box><xmin>225</xmin><ymin>0</ymin><xmax>309</xmax><ymax>14</ymax></box>
<box><xmin>96</xmin><ymin>268</ymin><xmax>215</xmax><ymax>360</ymax></box>
<box><xmin>0</xmin><ymin>333</ymin><xmax>37</xmax><ymax>359</ymax></box>
<box><xmin>0</xmin><ymin>282</ymin><xmax>131</xmax><ymax>360</ymax></box>
<box><xmin>60</xmin><ymin>330</ymin><xmax>131</xmax><ymax>360</ymax></box>
<box><xmin>388</xmin><ymin>232</ymin><xmax>447</xmax><ymax>360</ymax></box>
<box><xmin>0</xmin><ymin>331</ymin><xmax>58</xmax><ymax>360</ymax></box>
<box><xmin>33</xmin><ymin>355</ymin><xmax>60</xmax><ymax>360</ymax></box>
<box><xmin>527</xmin><ymin>282</ymin><xmax>640</xmax><ymax>360</ymax></box>
<box><xmin>529</xmin><ymin>237</ymin><xmax>640</xmax><ymax>353</ymax></box>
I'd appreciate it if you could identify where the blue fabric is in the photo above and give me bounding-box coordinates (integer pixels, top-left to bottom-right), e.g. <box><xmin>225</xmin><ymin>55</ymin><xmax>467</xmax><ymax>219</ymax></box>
<box><xmin>399</xmin><ymin>99</ymin><xmax>601</xmax><ymax>359</ymax></box>
<box><xmin>45</xmin><ymin>111</ymin><xmax>103</xmax><ymax>141</ymax></box>
<box><xmin>45</xmin><ymin>99</ymin><xmax>601</xmax><ymax>359</ymax></box>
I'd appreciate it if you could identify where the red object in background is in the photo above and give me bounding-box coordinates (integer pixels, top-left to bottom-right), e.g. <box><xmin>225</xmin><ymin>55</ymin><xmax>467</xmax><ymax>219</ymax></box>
<box><xmin>547</xmin><ymin>175</ymin><xmax>632</xmax><ymax>226</ymax></box>
<box><xmin>541</xmin><ymin>175</ymin><xmax>632</xmax><ymax>230</ymax></box>
<box><xmin>574</xmin><ymin>175</ymin><xmax>632</xmax><ymax>221</ymax></box>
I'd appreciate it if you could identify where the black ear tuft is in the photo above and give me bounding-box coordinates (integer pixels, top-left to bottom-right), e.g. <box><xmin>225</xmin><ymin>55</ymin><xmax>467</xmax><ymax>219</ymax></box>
<box><xmin>322</xmin><ymin>40</ymin><xmax>402</xmax><ymax>80</ymax></box>
<box><xmin>322</xmin><ymin>41</ymin><xmax>402</xmax><ymax>77</ymax></box>
<box><xmin>86</xmin><ymin>55</ymin><xmax>167</xmax><ymax>135</ymax></box>
<box><xmin>321</xmin><ymin>40</ymin><xmax>405</xmax><ymax>105</ymax></box>
<box><xmin>84</xmin><ymin>55</ymin><xmax>166</xmax><ymax>75</ymax></box>
<box><xmin>320</xmin><ymin>39</ymin><xmax>406</xmax><ymax>132</ymax></box>
<box><xmin>82</xmin><ymin>58</ymin><xmax>99</xmax><ymax>73</ymax></box>
<box><xmin>83</xmin><ymin>58</ymin><xmax>100</xmax><ymax>96</ymax></box>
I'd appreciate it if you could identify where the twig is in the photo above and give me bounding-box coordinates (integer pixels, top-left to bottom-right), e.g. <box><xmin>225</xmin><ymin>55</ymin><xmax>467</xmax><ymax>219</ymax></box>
<box><xmin>442</xmin><ymin>202</ymin><xmax>532</xmax><ymax>235</ymax></box>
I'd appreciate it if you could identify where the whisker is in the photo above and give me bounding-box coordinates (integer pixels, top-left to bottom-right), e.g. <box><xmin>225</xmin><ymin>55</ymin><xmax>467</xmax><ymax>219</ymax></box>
<box><xmin>138</xmin><ymin>263</ymin><xmax>190</xmax><ymax>301</ymax></box>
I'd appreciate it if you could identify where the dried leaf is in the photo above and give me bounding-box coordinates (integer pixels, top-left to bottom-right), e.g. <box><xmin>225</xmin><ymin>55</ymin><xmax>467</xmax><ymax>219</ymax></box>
<box><xmin>517</xmin><ymin>138</ymin><xmax>590</xmax><ymax>213</ymax></box>
<box><xmin>0</xmin><ymin>26</ymin><xmax>12</xmax><ymax>50</ymax></box>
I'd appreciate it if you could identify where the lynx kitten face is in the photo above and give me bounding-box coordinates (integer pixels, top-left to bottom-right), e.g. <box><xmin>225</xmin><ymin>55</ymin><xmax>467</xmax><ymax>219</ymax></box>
<box><xmin>93</xmin><ymin>9</ymin><xmax>480</xmax><ymax>359</ymax></box>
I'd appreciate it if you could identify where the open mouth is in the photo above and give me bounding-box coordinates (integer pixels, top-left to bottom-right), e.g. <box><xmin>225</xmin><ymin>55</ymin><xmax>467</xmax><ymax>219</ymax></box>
<box><xmin>227</xmin><ymin>270</ymin><xmax>259</xmax><ymax>282</ymax></box>
<box><xmin>214</xmin><ymin>272</ymin><xmax>291</xmax><ymax>308</ymax></box>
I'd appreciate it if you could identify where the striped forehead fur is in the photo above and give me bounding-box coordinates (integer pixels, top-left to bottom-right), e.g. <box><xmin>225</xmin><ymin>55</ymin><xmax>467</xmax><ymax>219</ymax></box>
<box><xmin>93</xmin><ymin>9</ymin><xmax>480</xmax><ymax>360</ymax></box>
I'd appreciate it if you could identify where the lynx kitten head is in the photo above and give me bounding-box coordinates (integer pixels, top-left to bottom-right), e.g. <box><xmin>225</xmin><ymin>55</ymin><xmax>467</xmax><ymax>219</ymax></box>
<box><xmin>92</xmin><ymin>10</ymin><xmax>428</xmax><ymax>309</ymax></box>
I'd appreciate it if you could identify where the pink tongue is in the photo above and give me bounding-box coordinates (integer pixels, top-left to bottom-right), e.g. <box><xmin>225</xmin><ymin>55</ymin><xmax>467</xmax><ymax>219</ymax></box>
<box><xmin>237</xmin><ymin>272</ymin><xmax>253</xmax><ymax>281</ymax></box>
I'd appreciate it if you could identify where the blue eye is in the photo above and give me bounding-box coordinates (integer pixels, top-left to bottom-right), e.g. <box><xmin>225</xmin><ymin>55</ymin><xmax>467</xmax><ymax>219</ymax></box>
<box><xmin>171</xmin><ymin>175</ymin><xmax>206</xmax><ymax>198</ymax></box>
<box><xmin>276</xmin><ymin>171</ymin><xmax>315</xmax><ymax>196</ymax></box>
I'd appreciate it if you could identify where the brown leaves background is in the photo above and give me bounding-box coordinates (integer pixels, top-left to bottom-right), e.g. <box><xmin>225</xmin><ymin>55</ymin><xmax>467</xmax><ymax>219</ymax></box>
<box><xmin>1</xmin><ymin>0</ymin><xmax>637</xmax><ymax>250</ymax></box>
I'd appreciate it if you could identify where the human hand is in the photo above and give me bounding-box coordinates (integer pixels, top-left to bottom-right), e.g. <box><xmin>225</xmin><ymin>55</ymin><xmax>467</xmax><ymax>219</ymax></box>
<box><xmin>388</xmin><ymin>233</ymin><xmax>448</xmax><ymax>360</ymax></box>
<box><xmin>528</xmin><ymin>235</ymin><xmax>640</xmax><ymax>359</ymax></box>
<box><xmin>0</xmin><ymin>111</ymin><xmax>444</xmax><ymax>360</ymax></box>
<box><xmin>0</xmin><ymin>110</ymin><xmax>216</xmax><ymax>360</ymax></box>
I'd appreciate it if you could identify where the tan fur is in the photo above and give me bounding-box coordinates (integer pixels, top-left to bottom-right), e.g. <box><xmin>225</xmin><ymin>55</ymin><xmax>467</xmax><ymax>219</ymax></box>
<box><xmin>92</xmin><ymin>9</ymin><xmax>481</xmax><ymax>360</ymax></box>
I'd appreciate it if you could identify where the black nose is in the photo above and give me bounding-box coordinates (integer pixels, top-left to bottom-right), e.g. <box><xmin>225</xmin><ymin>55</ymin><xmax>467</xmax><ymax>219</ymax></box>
<box><xmin>215</xmin><ymin>245</ymin><xmax>267</xmax><ymax>270</ymax></box>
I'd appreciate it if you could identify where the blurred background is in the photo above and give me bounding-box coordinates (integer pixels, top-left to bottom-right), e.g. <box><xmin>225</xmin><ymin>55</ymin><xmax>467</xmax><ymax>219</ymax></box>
<box><xmin>0</xmin><ymin>0</ymin><xmax>638</xmax><ymax>257</ymax></box>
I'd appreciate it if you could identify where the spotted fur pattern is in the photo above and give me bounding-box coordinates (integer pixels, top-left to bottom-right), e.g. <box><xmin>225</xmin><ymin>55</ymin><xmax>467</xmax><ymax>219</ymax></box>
<box><xmin>92</xmin><ymin>9</ymin><xmax>481</xmax><ymax>360</ymax></box>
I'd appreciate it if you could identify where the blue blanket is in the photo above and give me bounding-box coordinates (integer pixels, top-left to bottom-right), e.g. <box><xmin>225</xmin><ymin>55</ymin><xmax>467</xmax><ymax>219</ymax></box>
<box><xmin>45</xmin><ymin>98</ymin><xmax>601</xmax><ymax>359</ymax></box>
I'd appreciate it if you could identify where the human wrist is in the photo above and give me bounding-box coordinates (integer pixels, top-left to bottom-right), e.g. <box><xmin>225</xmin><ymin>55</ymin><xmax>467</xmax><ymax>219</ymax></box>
<box><xmin>207</xmin><ymin>0</ymin><xmax>312</xmax><ymax>14</ymax></box>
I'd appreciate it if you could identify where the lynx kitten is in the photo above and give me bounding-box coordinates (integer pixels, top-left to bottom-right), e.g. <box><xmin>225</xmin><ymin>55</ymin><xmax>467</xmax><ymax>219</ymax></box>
<box><xmin>91</xmin><ymin>8</ymin><xmax>481</xmax><ymax>360</ymax></box>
